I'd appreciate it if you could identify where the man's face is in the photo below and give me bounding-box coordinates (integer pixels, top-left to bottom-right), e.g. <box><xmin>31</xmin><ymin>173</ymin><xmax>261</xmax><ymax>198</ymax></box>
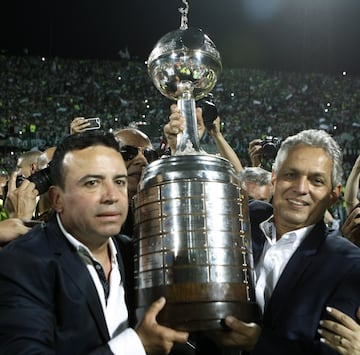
<box><xmin>116</xmin><ymin>132</ymin><xmax>153</xmax><ymax>199</ymax></box>
<box><xmin>50</xmin><ymin>145</ymin><xmax>128</xmax><ymax>249</ymax></box>
<box><xmin>271</xmin><ymin>145</ymin><xmax>340</xmax><ymax>237</ymax></box>
<box><xmin>245</xmin><ymin>181</ymin><xmax>272</xmax><ymax>202</ymax></box>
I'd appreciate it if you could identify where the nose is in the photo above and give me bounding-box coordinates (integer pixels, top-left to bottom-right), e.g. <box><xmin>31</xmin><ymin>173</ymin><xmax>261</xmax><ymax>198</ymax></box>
<box><xmin>133</xmin><ymin>150</ymin><xmax>148</xmax><ymax>166</ymax></box>
<box><xmin>293</xmin><ymin>176</ymin><xmax>309</xmax><ymax>195</ymax></box>
<box><xmin>101</xmin><ymin>181</ymin><xmax>120</xmax><ymax>204</ymax></box>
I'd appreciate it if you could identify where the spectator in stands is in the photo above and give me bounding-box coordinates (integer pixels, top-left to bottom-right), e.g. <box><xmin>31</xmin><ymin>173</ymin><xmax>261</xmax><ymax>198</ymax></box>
<box><xmin>0</xmin><ymin>130</ymin><xmax>188</xmax><ymax>354</ymax></box>
<box><xmin>239</xmin><ymin>167</ymin><xmax>273</xmax><ymax>203</ymax></box>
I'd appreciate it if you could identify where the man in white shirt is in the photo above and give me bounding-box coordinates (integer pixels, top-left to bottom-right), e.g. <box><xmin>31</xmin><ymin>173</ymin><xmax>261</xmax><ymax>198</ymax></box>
<box><xmin>0</xmin><ymin>131</ymin><xmax>188</xmax><ymax>354</ymax></box>
<box><xmin>196</xmin><ymin>129</ymin><xmax>360</xmax><ymax>355</ymax></box>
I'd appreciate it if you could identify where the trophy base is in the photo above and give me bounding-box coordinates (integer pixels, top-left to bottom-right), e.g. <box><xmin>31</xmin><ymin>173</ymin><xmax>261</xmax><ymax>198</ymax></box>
<box><xmin>136</xmin><ymin>283</ymin><xmax>261</xmax><ymax>332</ymax></box>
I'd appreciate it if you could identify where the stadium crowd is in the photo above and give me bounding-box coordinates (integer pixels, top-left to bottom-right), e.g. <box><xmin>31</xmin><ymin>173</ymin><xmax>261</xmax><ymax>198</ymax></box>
<box><xmin>1</xmin><ymin>53</ymin><xmax>359</xmax><ymax>178</ymax></box>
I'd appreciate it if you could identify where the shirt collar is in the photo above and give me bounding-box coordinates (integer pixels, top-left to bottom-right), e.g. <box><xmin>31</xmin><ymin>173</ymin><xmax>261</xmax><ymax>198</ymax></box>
<box><xmin>56</xmin><ymin>213</ymin><xmax>118</xmax><ymax>263</ymax></box>
<box><xmin>260</xmin><ymin>214</ymin><xmax>315</xmax><ymax>245</ymax></box>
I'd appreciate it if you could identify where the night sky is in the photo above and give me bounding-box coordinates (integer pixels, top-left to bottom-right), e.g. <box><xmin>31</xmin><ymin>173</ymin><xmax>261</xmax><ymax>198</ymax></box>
<box><xmin>1</xmin><ymin>0</ymin><xmax>360</xmax><ymax>76</ymax></box>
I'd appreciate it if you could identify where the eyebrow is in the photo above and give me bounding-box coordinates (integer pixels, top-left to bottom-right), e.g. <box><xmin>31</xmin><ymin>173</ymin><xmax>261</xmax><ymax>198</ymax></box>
<box><xmin>79</xmin><ymin>174</ymin><xmax>128</xmax><ymax>182</ymax></box>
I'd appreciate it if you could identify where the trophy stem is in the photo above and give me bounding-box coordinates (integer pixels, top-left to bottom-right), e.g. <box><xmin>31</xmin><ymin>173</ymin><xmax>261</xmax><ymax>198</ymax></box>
<box><xmin>175</xmin><ymin>85</ymin><xmax>203</xmax><ymax>155</ymax></box>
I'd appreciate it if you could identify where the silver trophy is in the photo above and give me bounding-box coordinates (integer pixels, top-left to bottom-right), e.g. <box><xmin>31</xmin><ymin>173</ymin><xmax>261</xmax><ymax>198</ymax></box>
<box><xmin>134</xmin><ymin>1</ymin><xmax>259</xmax><ymax>331</ymax></box>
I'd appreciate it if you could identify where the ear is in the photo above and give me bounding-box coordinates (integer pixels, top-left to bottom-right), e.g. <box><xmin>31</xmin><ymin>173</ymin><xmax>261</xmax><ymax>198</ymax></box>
<box><xmin>271</xmin><ymin>170</ymin><xmax>276</xmax><ymax>188</ymax></box>
<box><xmin>328</xmin><ymin>185</ymin><xmax>341</xmax><ymax>207</ymax></box>
<box><xmin>31</xmin><ymin>163</ymin><xmax>37</xmax><ymax>175</ymax></box>
<box><xmin>48</xmin><ymin>186</ymin><xmax>64</xmax><ymax>213</ymax></box>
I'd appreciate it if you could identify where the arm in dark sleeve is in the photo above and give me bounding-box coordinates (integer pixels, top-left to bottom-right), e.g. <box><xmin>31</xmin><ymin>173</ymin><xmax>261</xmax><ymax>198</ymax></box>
<box><xmin>0</xmin><ymin>250</ymin><xmax>57</xmax><ymax>354</ymax></box>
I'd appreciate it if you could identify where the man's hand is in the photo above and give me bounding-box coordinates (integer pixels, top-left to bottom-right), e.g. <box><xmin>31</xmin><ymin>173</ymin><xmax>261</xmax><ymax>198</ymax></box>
<box><xmin>163</xmin><ymin>105</ymin><xmax>186</xmax><ymax>154</ymax></box>
<box><xmin>342</xmin><ymin>206</ymin><xmax>360</xmax><ymax>246</ymax></box>
<box><xmin>0</xmin><ymin>218</ymin><xmax>30</xmax><ymax>246</ymax></box>
<box><xmin>163</xmin><ymin>105</ymin><xmax>206</xmax><ymax>154</ymax></box>
<box><xmin>4</xmin><ymin>172</ymin><xmax>38</xmax><ymax>219</ymax></box>
<box><xmin>319</xmin><ymin>306</ymin><xmax>360</xmax><ymax>355</ymax></box>
<box><xmin>206</xmin><ymin>316</ymin><xmax>261</xmax><ymax>352</ymax></box>
<box><xmin>136</xmin><ymin>297</ymin><xmax>189</xmax><ymax>354</ymax></box>
<box><xmin>248</xmin><ymin>139</ymin><xmax>263</xmax><ymax>167</ymax></box>
<box><xmin>70</xmin><ymin>117</ymin><xmax>90</xmax><ymax>134</ymax></box>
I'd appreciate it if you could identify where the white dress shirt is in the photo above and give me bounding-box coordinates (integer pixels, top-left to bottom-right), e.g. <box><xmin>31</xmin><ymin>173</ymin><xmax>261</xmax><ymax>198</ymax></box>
<box><xmin>255</xmin><ymin>215</ymin><xmax>314</xmax><ymax>314</ymax></box>
<box><xmin>57</xmin><ymin>214</ymin><xmax>146</xmax><ymax>355</ymax></box>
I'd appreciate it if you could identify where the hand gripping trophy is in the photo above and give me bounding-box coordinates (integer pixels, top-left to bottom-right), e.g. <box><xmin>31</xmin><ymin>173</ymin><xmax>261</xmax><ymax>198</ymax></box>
<box><xmin>134</xmin><ymin>0</ymin><xmax>259</xmax><ymax>331</ymax></box>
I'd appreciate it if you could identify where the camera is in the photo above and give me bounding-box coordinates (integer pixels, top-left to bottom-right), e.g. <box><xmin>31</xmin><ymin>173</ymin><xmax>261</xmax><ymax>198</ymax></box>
<box><xmin>27</xmin><ymin>165</ymin><xmax>52</xmax><ymax>195</ymax></box>
<box><xmin>196</xmin><ymin>93</ymin><xmax>218</xmax><ymax>130</ymax></box>
<box><xmin>3</xmin><ymin>165</ymin><xmax>52</xmax><ymax>198</ymax></box>
<box><xmin>260</xmin><ymin>136</ymin><xmax>282</xmax><ymax>161</ymax></box>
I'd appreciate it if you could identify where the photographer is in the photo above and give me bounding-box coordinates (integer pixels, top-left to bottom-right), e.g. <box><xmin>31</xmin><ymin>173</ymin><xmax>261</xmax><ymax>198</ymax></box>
<box><xmin>4</xmin><ymin>171</ymin><xmax>39</xmax><ymax>221</ymax></box>
<box><xmin>163</xmin><ymin>96</ymin><xmax>244</xmax><ymax>173</ymax></box>
<box><xmin>248</xmin><ymin>136</ymin><xmax>282</xmax><ymax>172</ymax></box>
<box><xmin>3</xmin><ymin>150</ymin><xmax>43</xmax><ymax>220</ymax></box>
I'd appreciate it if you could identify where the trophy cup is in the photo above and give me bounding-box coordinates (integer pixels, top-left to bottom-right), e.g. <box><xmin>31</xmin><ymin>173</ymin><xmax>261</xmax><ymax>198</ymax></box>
<box><xmin>133</xmin><ymin>1</ymin><xmax>259</xmax><ymax>331</ymax></box>
<box><xmin>147</xmin><ymin>6</ymin><xmax>221</xmax><ymax>154</ymax></box>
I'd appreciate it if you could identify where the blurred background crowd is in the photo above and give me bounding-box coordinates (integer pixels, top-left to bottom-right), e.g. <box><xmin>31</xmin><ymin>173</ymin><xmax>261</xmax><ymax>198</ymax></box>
<box><xmin>1</xmin><ymin>53</ymin><xmax>359</xmax><ymax>180</ymax></box>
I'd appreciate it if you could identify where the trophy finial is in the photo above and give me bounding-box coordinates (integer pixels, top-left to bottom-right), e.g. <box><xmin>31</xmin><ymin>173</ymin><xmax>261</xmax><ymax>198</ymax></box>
<box><xmin>178</xmin><ymin>0</ymin><xmax>189</xmax><ymax>30</ymax></box>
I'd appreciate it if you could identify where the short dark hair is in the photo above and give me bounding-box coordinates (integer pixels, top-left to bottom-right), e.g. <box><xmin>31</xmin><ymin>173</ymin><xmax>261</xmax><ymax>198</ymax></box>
<box><xmin>50</xmin><ymin>131</ymin><xmax>120</xmax><ymax>190</ymax></box>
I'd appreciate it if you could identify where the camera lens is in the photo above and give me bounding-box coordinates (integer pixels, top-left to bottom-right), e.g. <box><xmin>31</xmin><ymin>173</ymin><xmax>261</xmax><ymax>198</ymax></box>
<box><xmin>28</xmin><ymin>166</ymin><xmax>52</xmax><ymax>195</ymax></box>
<box><xmin>262</xmin><ymin>142</ymin><xmax>278</xmax><ymax>160</ymax></box>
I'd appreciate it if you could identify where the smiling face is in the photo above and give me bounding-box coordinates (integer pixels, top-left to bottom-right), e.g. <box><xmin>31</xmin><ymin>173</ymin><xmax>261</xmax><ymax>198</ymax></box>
<box><xmin>50</xmin><ymin>145</ymin><xmax>128</xmax><ymax>250</ymax></box>
<box><xmin>271</xmin><ymin>145</ymin><xmax>341</xmax><ymax>238</ymax></box>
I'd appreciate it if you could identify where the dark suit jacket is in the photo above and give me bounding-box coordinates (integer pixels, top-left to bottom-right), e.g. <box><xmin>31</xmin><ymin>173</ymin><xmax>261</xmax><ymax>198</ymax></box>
<box><xmin>0</xmin><ymin>213</ymin><xmax>136</xmax><ymax>355</ymax></box>
<box><xmin>196</xmin><ymin>200</ymin><xmax>360</xmax><ymax>355</ymax></box>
